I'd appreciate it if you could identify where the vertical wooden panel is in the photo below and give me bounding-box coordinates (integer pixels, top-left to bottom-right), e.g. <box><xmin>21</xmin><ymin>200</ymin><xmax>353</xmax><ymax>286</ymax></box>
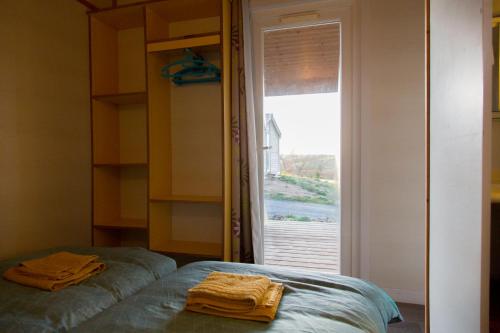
<box><xmin>93</xmin><ymin>167</ymin><xmax>120</xmax><ymax>224</ymax></box>
<box><xmin>148</xmin><ymin>52</ymin><xmax>172</xmax><ymax>198</ymax></box>
<box><xmin>149</xmin><ymin>202</ymin><xmax>172</xmax><ymax>250</ymax></box>
<box><xmin>91</xmin><ymin>17</ymin><xmax>118</xmax><ymax>95</ymax></box>
<box><xmin>171</xmin><ymin>74</ymin><xmax>222</xmax><ymax>196</ymax></box>
<box><xmin>119</xmin><ymin>104</ymin><xmax>147</xmax><ymax>163</ymax></box>
<box><xmin>145</xmin><ymin>6</ymin><xmax>170</xmax><ymax>42</ymax></box>
<box><xmin>171</xmin><ymin>203</ymin><xmax>223</xmax><ymax>243</ymax></box>
<box><xmin>93</xmin><ymin>100</ymin><xmax>120</xmax><ymax>164</ymax></box>
<box><xmin>93</xmin><ymin>228</ymin><xmax>120</xmax><ymax>246</ymax></box>
<box><xmin>120</xmin><ymin>167</ymin><xmax>148</xmax><ymax>219</ymax></box>
<box><xmin>118</xmin><ymin>27</ymin><xmax>146</xmax><ymax>92</ymax></box>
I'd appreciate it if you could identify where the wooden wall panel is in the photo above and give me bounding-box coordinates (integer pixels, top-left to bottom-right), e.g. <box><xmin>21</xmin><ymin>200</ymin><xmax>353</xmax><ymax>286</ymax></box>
<box><xmin>93</xmin><ymin>100</ymin><xmax>120</xmax><ymax>164</ymax></box>
<box><xmin>149</xmin><ymin>202</ymin><xmax>172</xmax><ymax>250</ymax></box>
<box><xmin>93</xmin><ymin>167</ymin><xmax>120</xmax><ymax>224</ymax></box>
<box><xmin>119</xmin><ymin>104</ymin><xmax>147</xmax><ymax>163</ymax></box>
<box><xmin>91</xmin><ymin>17</ymin><xmax>118</xmax><ymax>95</ymax></box>
<box><xmin>148</xmin><ymin>53</ymin><xmax>171</xmax><ymax>198</ymax></box>
<box><xmin>146</xmin><ymin>7</ymin><xmax>171</xmax><ymax>42</ymax></box>
<box><xmin>170</xmin><ymin>61</ymin><xmax>222</xmax><ymax>197</ymax></box>
<box><xmin>171</xmin><ymin>203</ymin><xmax>222</xmax><ymax>243</ymax></box>
<box><xmin>118</xmin><ymin>27</ymin><xmax>146</xmax><ymax>92</ymax></box>
<box><xmin>120</xmin><ymin>167</ymin><xmax>148</xmax><ymax>219</ymax></box>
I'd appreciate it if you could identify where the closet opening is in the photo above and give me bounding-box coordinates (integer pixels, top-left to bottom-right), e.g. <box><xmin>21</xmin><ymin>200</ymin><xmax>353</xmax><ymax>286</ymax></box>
<box><xmin>262</xmin><ymin>23</ymin><xmax>341</xmax><ymax>274</ymax></box>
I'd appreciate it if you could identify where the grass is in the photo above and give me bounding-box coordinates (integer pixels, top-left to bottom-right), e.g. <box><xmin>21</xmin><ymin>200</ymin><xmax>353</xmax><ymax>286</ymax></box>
<box><xmin>270</xmin><ymin>174</ymin><xmax>339</xmax><ymax>205</ymax></box>
<box><xmin>267</xmin><ymin>192</ymin><xmax>334</xmax><ymax>205</ymax></box>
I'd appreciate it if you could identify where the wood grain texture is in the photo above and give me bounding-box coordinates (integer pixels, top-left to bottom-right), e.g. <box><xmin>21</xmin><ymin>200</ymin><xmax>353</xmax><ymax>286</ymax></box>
<box><xmin>92</xmin><ymin>100</ymin><xmax>120</xmax><ymax>164</ymax></box>
<box><xmin>264</xmin><ymin>221</ymin><xmax>339</xmax><ymax>273</ymax></box>
<box><xmin>146</xmin><ymin>0</ymin><xmax>220</xmax><ymax>24</ymax></box>
<box><xmin>147</xmin><ymin>34</ymin><xmax>220</xmax><ymax>53</ymax></box>
<box><xmin>264</xmin><ymin>23</ymin><xmax>340</xmax><ymax>96</ymax></box>
<box><xmin>148</xmin><ymin>52</ymin><xmax>172</xmax><ymax>198</ymax></box>
<box><xmin>93</xmin><ymin>91</ymin><xmax>147</xmax><ymax>105</ymax></box>
<box><xmin>92</xmin><ymin>5</ymin><xmax>144</xmax><ymax>29</ymax></box>
<box><xmin>91</xmin><ymin>16</ymin><xmax>118</xmax><ymax>95</ymax></box>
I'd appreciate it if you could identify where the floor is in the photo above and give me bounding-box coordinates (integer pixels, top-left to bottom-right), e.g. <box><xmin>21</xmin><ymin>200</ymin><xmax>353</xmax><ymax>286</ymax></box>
<box><xmin>388</xmin><ymin>303</ymin><xmax>425</xmax><ymax>333</ymax></box>
<box><xmin>264</xmin><ymin>220</ymin><xmax>339</xmax><ymax>273</ymax></box>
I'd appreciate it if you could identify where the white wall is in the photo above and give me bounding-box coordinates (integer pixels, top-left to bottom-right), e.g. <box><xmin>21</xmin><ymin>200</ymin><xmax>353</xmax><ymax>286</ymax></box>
<box><xmin>429</xmin><ymin>0</ymin><xmax>491</xmax><ymax>331</ymax></box>
<box><xmin>250</xmin><ymin>0</ymin><xmax>426</xmax><ymax>303</ymax></box>
<box><xmin>0</xmin><ymin>0</ymin><xmax>91</xmax><ymax>259</ymax></box>
<box><xmin>359</xmin><ymin>0</ymin><xmax>425</xmax><ymax>304</ymax></box>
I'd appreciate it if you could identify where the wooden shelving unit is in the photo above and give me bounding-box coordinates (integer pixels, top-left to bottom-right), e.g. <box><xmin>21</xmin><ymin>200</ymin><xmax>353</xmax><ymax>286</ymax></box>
<box><xmin>146</xmin><ymin>0</ymin><xmax>226</xmax><ymax>259</ymax></box>
<box><xmin>90</xmin><ymin>5</ymin><xmax>149</xmax><ymax>247</ymax></box>
<box><xmin>147</xmin><ymin>34</ymin><xmax>221</xmax><ymax>53</ymax></box>
<box><xmin>92</xmin><ymin>92</ymin><xmax>147</xmax><ymax>105</ymax></box>
<box><xmin>150</xmin><ymin>195</ymin><xmax>223</xmax><ymax>203</ymax></box>
<box><xmin>88</xmin><ymin>0</ymin><xmax>231</xmax><ymax>259</ymax></box>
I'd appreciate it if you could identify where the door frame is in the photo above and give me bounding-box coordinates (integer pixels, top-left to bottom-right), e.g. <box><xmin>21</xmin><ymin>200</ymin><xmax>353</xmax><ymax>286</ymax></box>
<box><xmin>249</xmin><ymin>0</ymin><xmax>360</xmax><ymax>276</ymax></box>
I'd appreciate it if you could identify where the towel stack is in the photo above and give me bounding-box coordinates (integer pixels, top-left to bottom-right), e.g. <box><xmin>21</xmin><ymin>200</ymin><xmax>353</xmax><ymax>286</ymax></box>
<box><xmin>3</xmin><ymin>252</ymin><xmax>106</xmax><ymax>291</ymax></box>
<box><xmin>186</xmin><ymin>271</ymin><xmax>284</xmax><ymax>322</ymax></box>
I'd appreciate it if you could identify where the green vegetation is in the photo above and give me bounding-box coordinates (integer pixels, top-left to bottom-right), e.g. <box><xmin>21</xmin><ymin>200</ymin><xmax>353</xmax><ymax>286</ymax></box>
<box><xmin>281</xmin><ymin>154</ymin><xmax>338</xmax><ymax>180</ymax></box>
<box><xmin>275</xmin><ymin>174</ymin><xmax>339</xmax><ymax>205</ymax></box>
<box><xmin>267</xmin><ymin>192</ymin><xmax>334</xmax><ymax>205</ymax></box>
<box><xmin>284</xmin><ymin>215</ymin><xmax>311</xmax><ymax>222</ymax></box>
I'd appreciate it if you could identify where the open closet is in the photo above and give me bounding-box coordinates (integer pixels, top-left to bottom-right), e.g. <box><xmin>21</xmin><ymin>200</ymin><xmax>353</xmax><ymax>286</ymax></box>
<box><xmin>89</xmin><ymin>0</ymin><xmax>231</xmax><ymax>260</ymax></box>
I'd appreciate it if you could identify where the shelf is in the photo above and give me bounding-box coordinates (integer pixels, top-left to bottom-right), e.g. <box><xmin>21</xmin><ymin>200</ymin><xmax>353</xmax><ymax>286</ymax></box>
<box><xmin>493</xmin><ymin>112</ymin><xmax>500</xmax><ymax>119</ymax></box>
<box><xmin>93</xmin><ymin>92</ymin><xmax>147</xmax><ymax>105</ymax></box>
<box><xmin>93</xmin><ymin>162</ymin><xmax>148</xmax><ymax>167</ymax></box>
<box><xmin>150</xmin><ymin>195</ymin><xmax>223</xmax><ymax>203</ymax></box>
<box><xmin>94</xmin><ymin>218</ymin><xmax>147</xmax><ymax>230</ymax></box>
<box><xmin>155</xmin><ymin>240</ymin><xmax>222</xmax><ymax>257</ymax></box>
<box><xmin>147</xmin><ymin>34</ymin><xmax>220</xmax><ymax>53</ymax></box>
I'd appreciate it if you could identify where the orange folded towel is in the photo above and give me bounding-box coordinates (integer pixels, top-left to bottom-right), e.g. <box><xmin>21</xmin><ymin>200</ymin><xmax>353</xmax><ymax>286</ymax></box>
<box><xmin>3</xmin><ymin>252</ymin><xmax>106</xmax><ymax>291</ymax></box>
<box><xmin>186</xmin><ymin>271</ymin><xmax>284</xmax><ymax>322</ymax></box>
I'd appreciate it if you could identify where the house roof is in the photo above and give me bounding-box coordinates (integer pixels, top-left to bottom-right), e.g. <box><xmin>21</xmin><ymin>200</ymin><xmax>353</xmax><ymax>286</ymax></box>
<box><xmin>265</xmin><ymin>114</ymin><xmax>281</xmax><ymax>138</ymax></box>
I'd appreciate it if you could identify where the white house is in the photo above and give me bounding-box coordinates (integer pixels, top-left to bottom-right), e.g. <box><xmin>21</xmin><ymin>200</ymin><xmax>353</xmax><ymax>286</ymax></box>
<box><xmin>264</xmin><ymin>114</ymin><xmax>281</xmax><ymax>176</ymax></box>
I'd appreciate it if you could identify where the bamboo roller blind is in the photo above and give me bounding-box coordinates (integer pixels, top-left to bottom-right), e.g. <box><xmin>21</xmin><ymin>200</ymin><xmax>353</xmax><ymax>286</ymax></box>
<box><xmin>264</xmin><ymin>23</ymin><xmax>340</xmax><ymax>97</ymax></box>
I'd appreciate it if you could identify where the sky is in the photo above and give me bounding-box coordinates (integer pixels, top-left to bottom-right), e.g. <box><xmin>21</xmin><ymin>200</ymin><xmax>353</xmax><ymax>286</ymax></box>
<box><xmin>264</xmin><ymin>93</ymin><xmax>341</xmax><ymax>157</ymax></box>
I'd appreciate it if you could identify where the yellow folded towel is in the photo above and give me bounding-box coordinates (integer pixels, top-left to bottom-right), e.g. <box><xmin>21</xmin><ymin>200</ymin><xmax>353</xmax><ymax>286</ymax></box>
<box><xmin>187</xmin><ymin>271</ymin><xmax>272</xmax><ymax>311</ymax></box>
<box><xmin>185</xmin><ymin>272</ymin><xmax>284</xmax><ymax>322</ymax></box>
<box><xmin>3</xmin><ymin>252</ymin><xmax>106</xmax><ymax>291</ymax></box>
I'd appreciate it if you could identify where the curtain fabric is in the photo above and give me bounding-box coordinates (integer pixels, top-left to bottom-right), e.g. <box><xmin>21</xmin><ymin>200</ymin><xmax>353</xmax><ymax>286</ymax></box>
<box><xmin>230</xmin><ymin>0</ymin><xmax>264</xmax><ymax>264</ymax></box>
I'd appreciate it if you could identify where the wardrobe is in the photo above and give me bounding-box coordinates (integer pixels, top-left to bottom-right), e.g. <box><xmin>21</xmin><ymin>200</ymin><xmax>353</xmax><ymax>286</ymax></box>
<box><xmin>89</xmin><ymin>0</ymin><xmax>231</xmax><ymax>261</ymax></box>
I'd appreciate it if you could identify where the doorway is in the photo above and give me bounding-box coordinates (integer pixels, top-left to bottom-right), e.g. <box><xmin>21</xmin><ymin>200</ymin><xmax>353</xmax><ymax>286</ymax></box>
<box><xmin>251</xmin><ymin>1</ymin><xmax>356</xmax><ymax>275</ymax></box>
<box><xmin>261</xmin><ymin>23</ymin><xmax>341</xmax><ymax>273</ymax></box>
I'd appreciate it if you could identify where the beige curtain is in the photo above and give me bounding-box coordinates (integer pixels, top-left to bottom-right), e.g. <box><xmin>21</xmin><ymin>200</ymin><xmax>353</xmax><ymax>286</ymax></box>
<box><xmin>230</xmin><ymin>0</ymin><xmax>263</xmax><ymax>263</ymax></box>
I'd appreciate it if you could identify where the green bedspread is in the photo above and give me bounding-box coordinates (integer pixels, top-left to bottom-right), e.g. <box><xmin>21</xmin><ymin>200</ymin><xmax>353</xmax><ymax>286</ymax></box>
<box><xmin>0</xmin><ymin>247</ymin><xmax>176</xmax><ymax>332</ymax></box>
<box><xmin>73</xmin><ymin>261</ymin><xmax>401</xmax><ymax>333</ymax></box>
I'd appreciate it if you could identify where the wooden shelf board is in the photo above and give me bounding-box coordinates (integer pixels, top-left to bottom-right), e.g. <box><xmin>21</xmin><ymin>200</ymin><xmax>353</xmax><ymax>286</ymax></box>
<box><xmin>91</xmin><ymin>6</ymin><xmax>145</xmax><ymax>30</ymax></box>
<box><xmin>93</xmin><ymin>92</ymin><xmax>147</xmax><ymax>105</ymax></box>
<box><xmin>150</xmin><ymin>195</ymin><xmax>223</xmax><ymax>203</ymax></box>
<box><xmin>93</xmin><ymin>162</ymin><xmax>148</xmax><ymax>167</ymax></box>
<box><xmin>94</xmin><ymin>218</ymin><xmax>147</xmax><ymax>230</ymax></box>
<box><xmin>493</xmin><ymin>112</ymin><xmax>500</xmax><ymax>119</ymax></box>
<box><xmin>147</xmin><ymin>34</ymin><xmax>220</xmax><ymax>53</ymax></box>
<box><xmin>152</xmin><ymin>240</ymin><xmax>222</xmax><ymax>257</ymax></box>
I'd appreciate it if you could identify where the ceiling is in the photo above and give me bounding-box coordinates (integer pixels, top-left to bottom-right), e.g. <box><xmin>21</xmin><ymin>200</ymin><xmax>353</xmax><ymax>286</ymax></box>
<box><xmin>264</xmin><ymin>23</ymin><xmax>340</xmax><ymax>97</ymax></box>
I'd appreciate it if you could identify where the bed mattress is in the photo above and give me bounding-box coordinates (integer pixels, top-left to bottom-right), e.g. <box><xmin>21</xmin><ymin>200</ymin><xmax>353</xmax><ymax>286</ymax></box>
<box><xmin>72</xmin><ymin>261</ymin><xmax>401</xmax><ymax>333</ymax></box>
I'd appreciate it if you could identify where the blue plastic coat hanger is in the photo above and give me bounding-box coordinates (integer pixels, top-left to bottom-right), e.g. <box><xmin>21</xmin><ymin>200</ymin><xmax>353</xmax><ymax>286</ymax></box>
<box><xmin>161</xmin><ymin>49</ymin><xmax>221</xmax><ymax>86</ymax></box>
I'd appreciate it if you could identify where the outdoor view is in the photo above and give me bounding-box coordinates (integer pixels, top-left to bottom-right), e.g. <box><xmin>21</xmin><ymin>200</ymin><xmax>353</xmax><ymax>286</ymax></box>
<box><xmin>264</xmin><ymin>93</ymin><xmax>340</xmax><ymax>223</ymax></box>
<box><xmin>263</xmin><ymin>93</ymin><xmax>341</xmax><ymax>273</ymax></box>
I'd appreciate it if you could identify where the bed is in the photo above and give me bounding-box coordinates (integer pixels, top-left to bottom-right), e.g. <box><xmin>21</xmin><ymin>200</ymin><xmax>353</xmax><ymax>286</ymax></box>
<box><xmin>0</xmin><ymin>248</ymin><xmax>401</xmax><ymax>333</ymax></box>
